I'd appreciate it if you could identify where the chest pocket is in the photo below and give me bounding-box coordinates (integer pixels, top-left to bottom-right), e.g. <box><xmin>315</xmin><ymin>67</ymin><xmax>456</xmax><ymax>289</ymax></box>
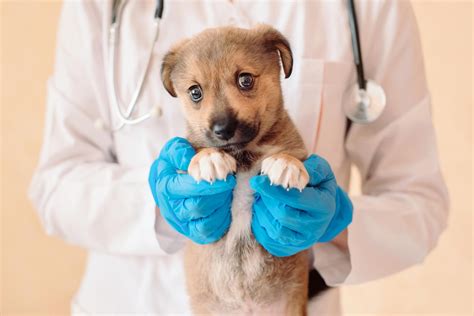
<box><xmin>283</xmin><ymin>59</ymin><xmax>353</xmax><ymax>168</ymax></box>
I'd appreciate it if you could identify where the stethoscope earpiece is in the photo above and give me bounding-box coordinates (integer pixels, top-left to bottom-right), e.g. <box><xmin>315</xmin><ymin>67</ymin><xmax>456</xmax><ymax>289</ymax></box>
<box><xmin>94</xmin><ymin>119</ymin><xmax>107</xmax><ymax>131</ymax></box>
<box><xmin>150</xmin><ymin>105</ymin><xmax>163</xmax><ymax>118</ymax></box>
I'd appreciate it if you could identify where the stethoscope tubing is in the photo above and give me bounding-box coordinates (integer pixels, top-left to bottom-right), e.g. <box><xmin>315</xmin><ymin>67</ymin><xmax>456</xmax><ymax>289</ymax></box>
<box><xmin>105</xmin><ymin>0</ymin><xmax>385</xmax><ymax>131</ymax></box>
<box><xmin>107</xmin><ymin>0</ymin><xmax>162</xmax><ymax>131</ymax></box>
<box><xmin>347</xmin><ymin>0</ymin><xmax>366</xmax><ymax>90</ymax></box>
<box><xmin>344</xmin><ymin>0</ymin><xmax>386</xmax><ymax>124</ymax></box>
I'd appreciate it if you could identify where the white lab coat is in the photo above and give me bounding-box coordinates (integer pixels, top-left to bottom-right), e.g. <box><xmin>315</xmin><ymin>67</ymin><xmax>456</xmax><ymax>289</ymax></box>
<box><xmin>29</xmin><ymin>0</ymin><xmax>449</xmax><ymax>314</ymax></box>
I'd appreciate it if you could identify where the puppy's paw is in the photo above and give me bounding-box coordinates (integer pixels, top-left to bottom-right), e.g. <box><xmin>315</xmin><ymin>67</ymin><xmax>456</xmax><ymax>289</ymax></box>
<box><xmin>261</xmin><ymin>153</ymin><xmax>309</xmax><ymax>191</ymax></box>
<box><xmin>188</xmin><ymin>148</ymin><xmax>237</xmax><ymax>183</ymax></box>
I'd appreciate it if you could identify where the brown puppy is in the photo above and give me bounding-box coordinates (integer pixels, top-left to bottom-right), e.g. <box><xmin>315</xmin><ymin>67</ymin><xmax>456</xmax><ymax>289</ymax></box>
<box><xmin>161</xmin><ymin>25</ymin><xmax>310</xmax><ymax>315</ymax></box>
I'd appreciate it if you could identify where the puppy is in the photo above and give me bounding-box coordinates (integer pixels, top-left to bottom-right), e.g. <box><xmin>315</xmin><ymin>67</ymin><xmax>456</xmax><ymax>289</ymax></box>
<box><xmin>161</xmin><ymin>25</ymin><xmax>310</xmax><ymax>315</ymax></box>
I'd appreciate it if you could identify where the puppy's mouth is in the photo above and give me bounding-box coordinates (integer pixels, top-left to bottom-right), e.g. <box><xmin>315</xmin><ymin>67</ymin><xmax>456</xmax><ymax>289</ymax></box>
<box><xmin>216</xmin><ymin>141</ymin><xmax>250</xmax><ymax>151</ymax></box>
<box><xmin>206</xmin><ymin>121</ymin><xmax>260</xmax><ymax>151</ymax></box>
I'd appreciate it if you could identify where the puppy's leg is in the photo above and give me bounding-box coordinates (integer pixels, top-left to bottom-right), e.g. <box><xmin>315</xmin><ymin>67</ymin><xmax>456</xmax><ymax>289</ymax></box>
<box><xmin>260</xmin><ymin>154</ymin><xmax>310</xmax><ymax>315</ymax></box>
<box><xmin>261</xmin><ymin>153</ymin><xmax>309</xmax><ymax>191</ymax></box>
<box><xmin>285</xmin><ymin>252</ymin><xmax>309</xmax><ymax>316</ymax></box>
<box><xmin>184</xmin><ymin>242</ymin><xmax>214</xmax><ymax>316</ymax></box>
<box><xmin>188</xmin><ymin>148</ymin><xmax>237</xmax><ymax>183</ymax></box>
<box><xmin>185</xmin><ymin>148</ymin><xmax>236</xmax><ymax>315</ymax></box>
<box><xmin>285</xmin><ymin>286</ymin><xmax>308</xmax><ymax>316</ymax></box>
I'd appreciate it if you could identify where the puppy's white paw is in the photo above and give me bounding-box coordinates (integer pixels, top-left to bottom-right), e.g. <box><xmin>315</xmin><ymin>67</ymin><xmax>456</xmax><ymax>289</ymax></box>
<box><xmin>188</xmin><ymin>148</ymin><xmax>237</xmax><ymax>183</ymax></box>
<box><xmin>261</xmin><ymin>154</ymin><xmax>309</xmax><ymax>191</ymax></box>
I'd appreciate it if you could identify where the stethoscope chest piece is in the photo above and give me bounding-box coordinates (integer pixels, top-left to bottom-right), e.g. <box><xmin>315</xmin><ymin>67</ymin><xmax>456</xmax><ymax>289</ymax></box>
<box><xmin>344</xmin><ymin>79</ymin><xmax>386</xmax><ymax>124</ymax></box>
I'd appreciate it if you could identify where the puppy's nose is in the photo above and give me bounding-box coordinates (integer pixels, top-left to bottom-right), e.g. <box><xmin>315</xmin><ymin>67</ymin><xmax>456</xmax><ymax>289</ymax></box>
<box><xmin>212</xmin><ymin>117</ymin><xmax>237</xmax><ymax>141</ymax></box>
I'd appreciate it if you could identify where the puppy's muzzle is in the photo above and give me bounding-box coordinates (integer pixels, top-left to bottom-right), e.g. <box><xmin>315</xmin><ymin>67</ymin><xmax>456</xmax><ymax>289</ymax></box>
<box><xmin>211</xmin><ymin>115</ymin><xmax>237</xmax><ymax>141</ymax></box>
<box><xmin>207</xmin><ymin>108</ymin><xmax>259</xmax><ymax>148</ymax></box>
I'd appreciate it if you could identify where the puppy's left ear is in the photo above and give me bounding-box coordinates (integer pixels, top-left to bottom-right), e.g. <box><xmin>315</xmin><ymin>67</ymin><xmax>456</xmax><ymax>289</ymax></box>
<box><xmin>161</xmin><ymin>39</ymin><xmax>189</xmax><ymax>97</ymax></box>
<box><xmin>256</xmin><ymin>24</ymin><xmax>293</xmax><ymax>78</ymax></box>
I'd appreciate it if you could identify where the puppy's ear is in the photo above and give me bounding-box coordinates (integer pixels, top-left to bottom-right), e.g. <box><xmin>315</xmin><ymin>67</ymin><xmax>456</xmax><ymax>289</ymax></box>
<box><xmin>256</xmin><ymin>24</ymin><xmax>293</xmax><ymax>78</ymax></box>
<box><xmin>161</xmin><ymin>40</ymin><xmax>188</xmax><ymax>97</ymax></box>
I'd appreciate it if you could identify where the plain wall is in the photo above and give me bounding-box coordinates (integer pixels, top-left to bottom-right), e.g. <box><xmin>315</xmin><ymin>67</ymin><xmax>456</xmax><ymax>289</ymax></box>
<box><xmin>1</xmin><ymin>1</ymin><xmax>472</xmax><ymax>315</ymax></box>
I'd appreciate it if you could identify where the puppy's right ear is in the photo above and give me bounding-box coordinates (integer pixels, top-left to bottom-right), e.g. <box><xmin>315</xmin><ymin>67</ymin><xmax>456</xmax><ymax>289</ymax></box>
<box><xmin>161</xmin><ymin>40</ymin><xmax>188</xmax><ymax>97</ymax></box>
<box><xmin>255</xmin><ymin>24</ymin><xmax>293</xmax><ymax>78</ymax></box>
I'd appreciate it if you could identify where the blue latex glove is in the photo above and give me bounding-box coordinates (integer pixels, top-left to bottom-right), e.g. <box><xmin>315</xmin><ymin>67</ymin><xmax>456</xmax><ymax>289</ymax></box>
<box><xmin>250</xmin><ymin>154</ymin><xmax>353</xmax><ymax>257</ymax></box>
<box><xmin>148</xmin><ymin>137</ymin><xmax>236</xmax><ymax>244</ymax></box>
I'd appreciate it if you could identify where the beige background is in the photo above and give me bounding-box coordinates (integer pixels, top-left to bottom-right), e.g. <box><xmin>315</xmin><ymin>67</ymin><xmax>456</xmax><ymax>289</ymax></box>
<box><xmin>1</xmin><ymin>0</ymin><xmax>472</xmax><ymax>315</ymax></box>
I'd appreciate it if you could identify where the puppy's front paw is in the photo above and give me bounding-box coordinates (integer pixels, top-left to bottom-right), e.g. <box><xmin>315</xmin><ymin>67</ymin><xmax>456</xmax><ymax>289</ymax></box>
<box><xmin>261</xmin><ymin>153</ymin><xmax>309</xmax><ymax>191</ymax></box>
<box><xmin>188</xmin><ymin>148</ymin><xmax>237</xmax><ymax>183</ymax></box>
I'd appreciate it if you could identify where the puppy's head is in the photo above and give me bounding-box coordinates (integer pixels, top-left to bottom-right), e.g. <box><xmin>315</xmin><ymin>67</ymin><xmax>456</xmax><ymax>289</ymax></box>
<box><xmin>161</xmin><ymin>25</ymin><xmax>293</xmax><ymax>150</ymax></box>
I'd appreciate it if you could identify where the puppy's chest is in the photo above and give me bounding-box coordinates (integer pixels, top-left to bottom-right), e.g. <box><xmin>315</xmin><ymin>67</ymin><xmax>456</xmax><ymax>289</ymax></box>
<box><xmin>207</xmin><ymin>168</ymin><xmax>270</xmax><ymax>302</ymax></box>
<box><xmin>226</xmin><ymin>170</ymin><xmax>259</xmax><ymax>251</ymax></box>
<box><xmin>231</xmin><ymin>150</ymin><xmax>262</xmax><ymax>171</ymax></box>
<box><xmin>218</xmin><ymin>165</ymin><xmax>265</xmax><ymax>277</ymax></box>
<box><xmin>222</xmin><ymin>151</ymin><xmax>269</xmax><ymax>253</ymax></box>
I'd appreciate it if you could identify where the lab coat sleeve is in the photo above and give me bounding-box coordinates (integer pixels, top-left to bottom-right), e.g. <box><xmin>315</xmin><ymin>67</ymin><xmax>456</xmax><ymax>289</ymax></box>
<box><xmin>28</xmin><ymin>1</ymin><xmax>176</xmax><ymax>256</ymax></box>
<box><xmin>313</xmin><ymin>1</ymin><xmax>449</xmax><ymax>284</ymax></box>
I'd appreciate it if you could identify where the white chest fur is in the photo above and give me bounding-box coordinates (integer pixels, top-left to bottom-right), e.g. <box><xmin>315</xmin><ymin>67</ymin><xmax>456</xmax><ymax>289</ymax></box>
<box><xmin>225</xmin><ymin>171</ymin><xmax>256</xmax><ymax>252</ymax></box>
<box><xmin>206</xmin><ymin>169</ymin><xmax>266</xmax><ymax>299</ymax></box>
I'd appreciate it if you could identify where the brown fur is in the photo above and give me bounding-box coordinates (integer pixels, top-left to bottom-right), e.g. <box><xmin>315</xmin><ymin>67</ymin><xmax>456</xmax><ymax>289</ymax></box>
<box><xmin>161</xmin><ymin>24</ymin><xmax>309</xmax><ymax>315</ymax></box>
<box><xmin>184</xmin><ymin>240</ymin><xmax>309</xmax><ymax>315</ymax></box>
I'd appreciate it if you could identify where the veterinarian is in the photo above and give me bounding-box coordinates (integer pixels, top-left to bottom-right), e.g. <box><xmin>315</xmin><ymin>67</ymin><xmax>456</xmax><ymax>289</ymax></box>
<box><xmin>29</xmin><ymin>0</ymin><xmax>449</xmax><ymax>314</ymax></box>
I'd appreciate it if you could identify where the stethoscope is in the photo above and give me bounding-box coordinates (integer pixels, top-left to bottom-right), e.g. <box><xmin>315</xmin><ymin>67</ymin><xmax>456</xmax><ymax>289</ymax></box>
<box><xmin>104</xmin><ymin>0</ymin><xmax>386</xmax><ymax>131</ymax></box>
<box><xmin>102</xmin><ymin>0</ymin><xmax>164</xmax><ymax>131</ymax></box>
<box><xmin>344</xmin><ymin>0</ymin><xmax>386</xmax><ymax>124</ymax></box>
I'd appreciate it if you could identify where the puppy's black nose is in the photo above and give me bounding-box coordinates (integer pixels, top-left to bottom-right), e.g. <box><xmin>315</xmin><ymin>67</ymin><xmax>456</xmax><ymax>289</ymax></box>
<box><xmin>211</xmin><ymin>116</ymin><xmax>237</xmax><ymax>141</ymax></box>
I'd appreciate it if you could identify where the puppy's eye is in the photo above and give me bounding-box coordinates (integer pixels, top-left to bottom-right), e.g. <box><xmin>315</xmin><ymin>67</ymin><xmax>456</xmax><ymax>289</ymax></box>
<box><xmin>188</xmin><ymin>85</ymin><xmax>203</xmax><ymax>102</ymax></box>
<box><xmin>238</xmin><ymin>73</ymin><xmax>254</xmax><ymax>90</ymax></box>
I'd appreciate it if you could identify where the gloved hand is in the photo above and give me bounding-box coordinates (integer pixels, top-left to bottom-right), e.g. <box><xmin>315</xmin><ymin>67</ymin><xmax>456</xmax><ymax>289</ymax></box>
<box><xmin>250</xmin><ymin>154</ymin><xmax>353</xmax><ymax>257</ymax></box>
<box><xmin>148</xmin><ymin>137</ymin><xmax>236</xmax><ymax>244</ymax></box>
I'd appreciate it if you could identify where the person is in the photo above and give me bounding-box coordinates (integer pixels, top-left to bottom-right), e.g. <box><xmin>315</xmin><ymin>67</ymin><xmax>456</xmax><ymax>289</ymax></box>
<box><xmin>29</xmin><ymin>0</ymin><xmax>449</xmax><ymax>314</ymax></box>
